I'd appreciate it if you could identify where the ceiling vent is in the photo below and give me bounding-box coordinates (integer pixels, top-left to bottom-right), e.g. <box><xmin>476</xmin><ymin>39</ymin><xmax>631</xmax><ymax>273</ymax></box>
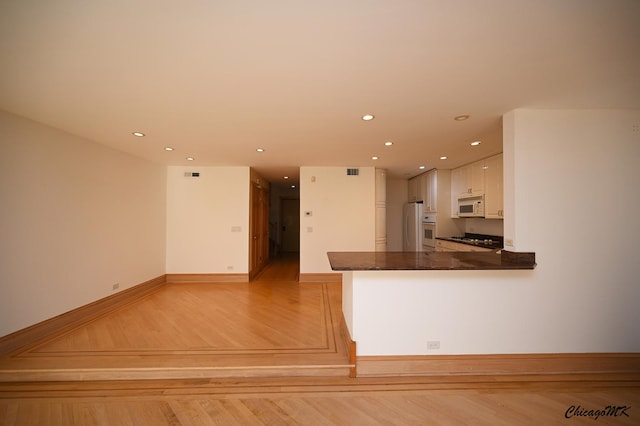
<box><xmin>184</xmin><ymin>172</ymin><xmax>200</xmax><ymax>177</ymax></box>
<box><xmin>346</xmin><ymin>168</ymin><xmax>359</xmax><ymax>176</ymax></box>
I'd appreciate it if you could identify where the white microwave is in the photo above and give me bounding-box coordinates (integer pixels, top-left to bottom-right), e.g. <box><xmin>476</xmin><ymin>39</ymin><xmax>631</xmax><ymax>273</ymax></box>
<box><xmin>458</xmin><ymin>196</ymin><xmax>484</xmax><ymax>217</ymax></box>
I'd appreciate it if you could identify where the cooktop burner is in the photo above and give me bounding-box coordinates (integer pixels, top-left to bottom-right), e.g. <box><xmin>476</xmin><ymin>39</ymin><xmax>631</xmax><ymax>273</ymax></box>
<box><xmin>449</xmin><ymin>235</ymin><xmax>502</xmax><ymax>246</ymax></box>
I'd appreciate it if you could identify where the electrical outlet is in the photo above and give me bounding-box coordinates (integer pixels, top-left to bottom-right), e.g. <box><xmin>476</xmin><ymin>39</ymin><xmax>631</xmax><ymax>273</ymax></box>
<box><xmin>112</xmin><ymin>283</ymin><xmax>120</xmax><ymax>291</ymax></box>
<box><xmin>427</xmin><ymin>340</ymin><xmax>440</xmax><ymax>350</ymax></box>
<box><xmin>227</xmin><ymin>265</ymin><xmax>234</xmax><ymax>270</ymax></box>
<box><xmin>505</xmin><ymin>238</ymin><xmax>514</xmax><ymax>246</ymax></box>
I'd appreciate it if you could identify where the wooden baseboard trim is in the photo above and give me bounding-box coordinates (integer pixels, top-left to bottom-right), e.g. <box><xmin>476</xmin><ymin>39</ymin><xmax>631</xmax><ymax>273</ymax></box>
<box><xmin>356</xmin><ymin>353</ymin><xmax>640</xmax><ymax>378</ymax></box>
<box><xmin>0</xmin><ymin>275</ymin><xmax>166</xmax><ymax>357</ymax></box>
<box><xmin>299</xmin><ymin>273</ymin><xmax>342</xmax><ymax>283</ymax></box>
<box><xmin>0</xmin><ymin>365</ymin><xmax>353</xmax><ymax>382</ymax></box>
<box><xmin>166</xmin><ymin>273</ymin><xmax>249</xmax><ymax>283</ymax></box>
<box><xmin>339</xmin><ymin>314</ymin><xmax>357</xmax><ymax>378</ymax></box>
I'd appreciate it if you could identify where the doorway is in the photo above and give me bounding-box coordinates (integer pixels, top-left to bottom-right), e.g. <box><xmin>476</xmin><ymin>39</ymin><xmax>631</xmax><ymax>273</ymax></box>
<box><xmin>281</xmin><ymin>198</ymin><xmax>300</xmax><ymax>253</ymax></box>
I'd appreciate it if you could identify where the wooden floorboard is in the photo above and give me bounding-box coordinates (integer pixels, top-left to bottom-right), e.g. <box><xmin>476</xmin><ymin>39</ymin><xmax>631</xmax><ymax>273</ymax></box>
<box><xmin>1</xmin><ymin>375</ymin><xmax>639</xmax><ymax>425</ymax></box>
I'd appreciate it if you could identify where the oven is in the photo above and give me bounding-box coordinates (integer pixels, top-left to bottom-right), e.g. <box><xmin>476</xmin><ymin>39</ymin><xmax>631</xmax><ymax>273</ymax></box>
<box><xmin>422</xmin><ymin>214</ymin><xmax>436</xmax><ymax>250</ymax></box>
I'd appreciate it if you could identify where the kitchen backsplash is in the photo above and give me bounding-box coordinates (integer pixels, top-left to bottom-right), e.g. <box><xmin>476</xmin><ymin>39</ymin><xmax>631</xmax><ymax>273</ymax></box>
<box><xmin>463</xmin><ymin>218</ymin><xmax>504</xmax><ymax>237</ymax></box>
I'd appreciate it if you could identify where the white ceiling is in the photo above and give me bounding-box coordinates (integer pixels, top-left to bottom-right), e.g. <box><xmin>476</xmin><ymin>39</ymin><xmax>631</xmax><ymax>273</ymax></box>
<box><xmin>1</xmin><ymin>0</ymin><xmax>639</xmax><ymax>184</ymax></box>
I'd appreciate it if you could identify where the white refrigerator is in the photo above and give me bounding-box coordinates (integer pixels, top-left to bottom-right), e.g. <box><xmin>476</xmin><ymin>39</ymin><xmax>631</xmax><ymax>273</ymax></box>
<box><xmin>403</xmin><ymin>202</ymin><xmax>423</xmax><ymax>251</ymax></box>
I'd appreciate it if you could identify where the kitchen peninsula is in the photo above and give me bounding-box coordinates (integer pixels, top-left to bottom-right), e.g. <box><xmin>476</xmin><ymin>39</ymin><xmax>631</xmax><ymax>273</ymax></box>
<box><xmin>328</xmin><ymin>250</ymin><xmax>535</xmax><ymax>271</ymax></box>
<box><xmin>328</xmin><ymin>250</ymin><xmax>536</xmax><ymax>377</ymax></box>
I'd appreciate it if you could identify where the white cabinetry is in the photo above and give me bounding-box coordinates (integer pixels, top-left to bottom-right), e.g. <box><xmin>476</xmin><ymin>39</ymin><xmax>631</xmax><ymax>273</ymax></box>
<box><xmin>424</xmin><ymin>169</ymin><xmax>437</xmax><ymax>213</ymax></box>
<box><xmin>483</xmin><ymin>154</ymin><xmax>504</xmax><ymax>219</ymax></box>
<box><xmin>450</xmin><ymin>154</ymin><xmax>503</xmax><ymax>219</ymax></box>
<box><xmin>406</xmin><ymin>169</ymin><xmax>457</xmax><ymax>237</ymax></box>
<box><xmin>408</xmin><ymin>169</ymin><xmax>437</xmax><ymax>209</ymax></box>
<box><xmin>454</xmin><ymin>161</ymin><xmax>485</xmax><ymax>197</ymax></box>
<box><xmin>375</xmin><ymin>168</ymin><xmax>387</xmax><ymax>251</ymax></box>
<box><xmin>450</xmin><ymin>168</ymin><xmax>464</xmax><ymax>217</ymax></box>
<box><xmin>408</xmin><ymin>176</ymin><xmax>422</xmax><ymax>202</ymax></box>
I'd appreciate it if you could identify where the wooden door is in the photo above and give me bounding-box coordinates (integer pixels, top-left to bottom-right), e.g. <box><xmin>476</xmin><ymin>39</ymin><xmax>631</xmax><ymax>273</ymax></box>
<box><xmin>249</xmin><ymin>182</ymin><xmax>269</xmax><ymax>279</ymax></box>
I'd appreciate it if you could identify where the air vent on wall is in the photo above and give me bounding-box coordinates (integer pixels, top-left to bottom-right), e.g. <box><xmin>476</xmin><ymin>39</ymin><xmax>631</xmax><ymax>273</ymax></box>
<box><xmin>184</xmin><ymin>172</ymin><xmax>200</xmax><ymax>177</ymax></box>
<box><xmin>346</xmin><ymin>168</ymin><xmax>359</xmax><ymax>176</ymax></box>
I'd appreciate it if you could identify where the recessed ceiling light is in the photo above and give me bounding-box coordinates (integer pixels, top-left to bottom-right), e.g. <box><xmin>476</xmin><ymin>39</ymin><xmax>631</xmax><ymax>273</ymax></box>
<box><xmin>164</xmin><ymin>147</ymin><xmax>174</xmax><ymax>151</ymax></box>
<box><xmin>256</xmin><ymin>148</ymin><xmax>265</xmax><ymax>152</ymax></box>
<box><xmin>291</xmin><ymin>185</ymin><xmax>296</xmax><ymax>189</ymax></box>
<box><xmin>471</xmin><ymin>141</ymin><xmax>481</xmax><ymax>146</ymax></box>
<box><xmin>132</xmin><ymin>131</ymin><xmax>145</xmax><ymax>137</ymax></box>
<box><xmin>371</xmin><ymin>156</ymin><xmax>379</xmax><ymax>160</ymax></box>
<box><xmin>384</xmin><ymin>141</ymin><xmax>393</xmax><ymax>146</ymax></box>
<box><xmin>186</xmin><ymin>157</ymin><xmax>194</xmax><ymax>161</ymax></box>
<box><xmin>284</xmin><ymin>176</ymin><xmax>289</xmax><ymax>180</ymax></box>
<box><xmin>440</xmin><ymin>156</ymin><xmax>447</xmax><ymax>160</ymax></box>
<box><xmin>362</xmin><ymin>114</ymin><xmax>375</xmax><ymax>121</ymax></box>
<box><xmin>419</xmin><ymin>165</ymin><xmax>426</xmax><ymax>170</ymax></box>
<box><xmin>454</xmin><ymin>115</ymin><xmax>470</xmax><ymax>121</ymax></box>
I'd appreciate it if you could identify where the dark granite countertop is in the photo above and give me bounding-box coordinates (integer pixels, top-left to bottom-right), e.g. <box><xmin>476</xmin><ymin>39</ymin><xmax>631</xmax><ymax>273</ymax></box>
<box><xmin>327</xmin><ymin>250</ymin><xmax>536</xmax><ymax>271</ymax></box>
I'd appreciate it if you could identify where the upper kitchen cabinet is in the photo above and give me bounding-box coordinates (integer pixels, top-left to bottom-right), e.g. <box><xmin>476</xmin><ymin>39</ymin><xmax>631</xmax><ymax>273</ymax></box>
<box><xmin>423</xmin><ymin>169</ymin><xmax>437</xmax><ymax>213</ymax></box>
<box><xmin>483</xmin><ymin>153</ymin><xmax>504</xmax><ymax>219</ymax></box>
<box><xmin>407</xmin><ymin>170</ymin><xmax>432</xmax><ymax>206</ymax></box>
<box><xmin>407</xmin><ymin>169</ymin><xmax>451</xmax><ymax>215</ymax></box>
<box><xmin>452</xmin><ymin>161</ymin><xmax>485</xmax><ymax>198</ymax></box>
<box><xmin>407</xmin><ymin>173</ymin><xmax>424</xmax><ymax>202</ymax></box>
<box><xmin>450</xmin><ymin>154</ymin><xmax>504</xmax><ymax>219</ymax></box>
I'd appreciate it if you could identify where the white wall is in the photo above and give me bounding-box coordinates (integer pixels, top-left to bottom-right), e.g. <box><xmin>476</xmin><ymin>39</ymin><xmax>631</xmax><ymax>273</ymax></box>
<box><xmin>300</xmin><ymin>167</ymin><xmax>375</xmax><ymax>273</ymax></box>
<box><xmin>349</xmin><ymin>109</ymin><xmax>640</xmax><ymax>356</ymax></box>
<box><xmin>348</xmin><ymin>270</ymin><xmax>536</xmax><ymax>355</ymax></box>
<box><xmin>166</xmin><ymin>166</ymin><xmax>250</xmax><ymax>274</ymax></box>
<box><xmin>0</xmin><ymin>111</ymin><xmax>166</xmax><ymax>336</ymax></box>
<box><xmin>502</xmin><ymin>108</ymin><xmax>640</xmax><ymax>352</ymax></box>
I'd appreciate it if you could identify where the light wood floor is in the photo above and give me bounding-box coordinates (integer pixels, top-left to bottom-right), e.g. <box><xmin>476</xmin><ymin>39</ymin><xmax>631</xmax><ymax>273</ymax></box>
<box><xmin>0</xmin><ymin>253</ymin><xmax>351</xmax><ymax>381</ymax></box>
<box><xmin>1</xmin><ymin>253</ymin><xmax>639</xmax><ymax>425</ymax></box>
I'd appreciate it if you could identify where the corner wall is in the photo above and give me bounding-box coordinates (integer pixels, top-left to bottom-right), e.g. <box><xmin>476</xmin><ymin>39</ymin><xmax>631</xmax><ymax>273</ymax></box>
<box><xmin>0</xmin><ymin>111</ymin><xmax>167</xmax><ymax>336</ymax></box>
<box><xmin>300</xmin><ymin>167</ymin><xmax>375</xmax><ymax>273</ymax></box>
<box><xmin>501</xmin><ymin>109</ymin><xmax>640</xmax><ymax>352</ymax></box>
<box><xmin>166</xmin><ymin>166</ymin><xmax>250</xmax><ymax>274</ymax></box>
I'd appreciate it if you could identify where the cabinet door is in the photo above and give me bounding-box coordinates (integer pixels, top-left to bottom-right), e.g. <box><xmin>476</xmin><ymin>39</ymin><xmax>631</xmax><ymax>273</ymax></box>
<box><xmin>453</xmin><ymin>166</ymin><xmax>470</xmax><ymax>196</ymax></box>
<box><xmin>450</xmin><ymin>168</ymin><xmax>464</xmax><ymax>217</ymax></box>
<box><xmin>408</xmin><ymin>177</ymin><xmax>418</xmax><ymax>202</ymax></box>
<box><xmin>484</xmin><ymin>154</ymin><xmax>504</xmax><ymax>219</ymax></box>
<box><xmin>470</xmin><ymin>161</ymin><xmax>485</xmax><ymax>196</ymax></box>
<box><xmin>415</xmin><ymin>175</ymin><xmax>424</xmax><ymax>202</ymax></box>
<box><xmin>425</xmin><ymin>169</ymin><xmax>437</xmax><ymax>213</ymax></box>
